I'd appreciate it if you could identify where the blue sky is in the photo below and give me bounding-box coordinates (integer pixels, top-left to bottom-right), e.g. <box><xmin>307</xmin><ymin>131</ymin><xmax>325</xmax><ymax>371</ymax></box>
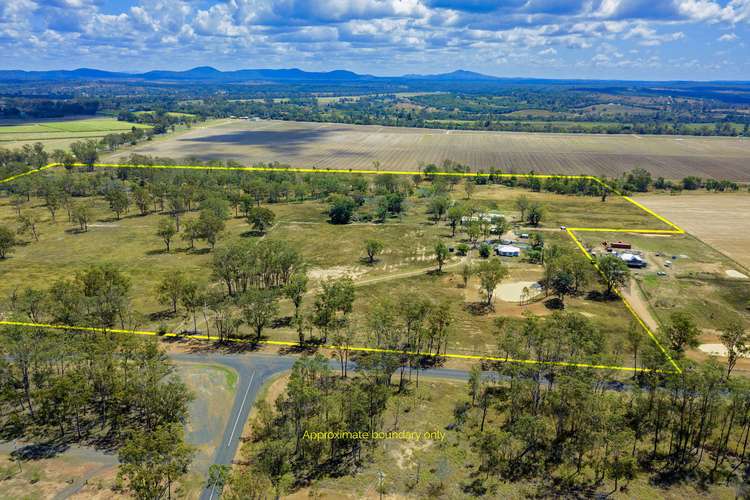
<box><xmin>2</xmin><ymin>0</ymin><xmax>749</xmax><ymax>80</ymax></box>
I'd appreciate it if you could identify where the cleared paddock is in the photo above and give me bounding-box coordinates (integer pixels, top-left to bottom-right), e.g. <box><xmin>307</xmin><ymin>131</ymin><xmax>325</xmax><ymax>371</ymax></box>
<box><xmin>110</xmin><ymin>119</ymin><xmax>750</xmax><ymax>181</ymax></box>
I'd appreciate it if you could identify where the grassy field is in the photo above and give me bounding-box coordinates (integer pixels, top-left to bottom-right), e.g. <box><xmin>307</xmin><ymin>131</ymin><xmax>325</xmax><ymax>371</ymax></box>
<box><xmin>577</xmin><ymin>230</ymin><xmax>750</xmax><ymax>362</ymax></box>
<box><xmin>0</xmin><ymin>117</ymin><xmax>151</xmax><ymax>150</ymax></box>
<box><xmin>177</xmin><ymin>361</ymin><xmax>237</xmax><ymax>497</ymax></box>
<box><xmin>107</xmin><ymin>119</ymin><xmax>750</xmax><ymax>181</ymax></box>
<box><xmin>0</xmin><ymin>175</ymin><xmax>647</xmax><ymax>364</ymax></box>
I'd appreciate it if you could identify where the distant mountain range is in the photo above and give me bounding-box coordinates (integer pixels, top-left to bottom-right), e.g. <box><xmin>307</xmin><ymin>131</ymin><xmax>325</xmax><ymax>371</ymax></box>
<box><xmin>0</xmin><ymin>66</ymin><xmax>527</xmax><ymax>83</ymax></box>
<box><xmin>1</xmin><ymin>67</ymin><xmax>748</xmax><ymax>88</ymax></box>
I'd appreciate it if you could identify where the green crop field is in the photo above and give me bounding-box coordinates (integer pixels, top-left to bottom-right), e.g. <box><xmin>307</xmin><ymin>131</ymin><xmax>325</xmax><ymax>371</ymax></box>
<box><xmin>0</xmin><ymin>117</ymin><xmax>151</xmax><ymax>150</ymax></box>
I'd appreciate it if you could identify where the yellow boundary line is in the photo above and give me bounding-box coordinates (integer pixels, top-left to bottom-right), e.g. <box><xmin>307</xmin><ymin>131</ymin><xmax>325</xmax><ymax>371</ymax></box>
<box><xmin>0</xmin><ymin>320</ymin><xmax>671</xmax><ymax>373</ymax></box>
<box><xmin>566</xmin><ymin>230</ymin><xmax>682</xmax><ymax>373</ymax></box>
<box><xmin>0</xmin><ymin>162</ymin><xmax>685</xmax><ymax>373</ymax></box>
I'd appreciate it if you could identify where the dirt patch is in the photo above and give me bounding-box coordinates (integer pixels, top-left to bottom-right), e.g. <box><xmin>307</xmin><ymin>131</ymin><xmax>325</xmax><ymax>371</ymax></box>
<box><xmin>698</xmin><ymin>343</ymin><xmax>738</xmax><ymax>358</ymax></box>
<box><xmin>726</xmin><ymin>269</ymin><xmax>749</xmax><ymax>279</ymax></box>
<box><xmin>0</xmin><ymin>451</ymin><xmax>121</xmax><ymax>500</ymax></box>
<box><xmin>391</xmin><ymin>440</ymin><xmax>430</xmax><ymax>470</ymax></box>
<box><xmin>309</xmin><ymin>266</ymin><xmax>366</xmax><ymax>281</ymax></box>
<box><xmin>493</xmin><ymin>281</ymin><xmax>541</xmax><ymax>302</ymax></box>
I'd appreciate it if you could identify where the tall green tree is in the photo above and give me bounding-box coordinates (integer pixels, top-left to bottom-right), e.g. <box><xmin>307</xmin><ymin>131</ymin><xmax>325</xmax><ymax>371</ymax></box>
<box><xmin>434</xmin><ymin>241</ymin><xmax>449</xmax><ymax>273</ymax></box>
<box><xmin>70</xmin><ymin>139</ymin><xmax>99</xmax><ymax>170</ymax></box>
<box><xmin>118</xmin><ymin>424</ymin><xmax>195</xmax><ymax>500</ymax></box>
<box><xmin>157</xmin><ymin>218</ymin><xmax>177</xmax><ymax>253</ymax></box>
<box><xmin>475</xmin><ymin>258</ymin><xmax>508</xmax><ymax>306</ymax></box>
<box><xmin>284</xmin><ymin>272</ymin><xmax>309</xmax><ymax>343</ymax></box>
<box><xmin>157</xmin><ymin>272</ymin><xmax>188</xmax><ymax>315</ymax></box>
<box><xmin>597</xmin><ymin>254</ymin><xmax>631</xmax><ymax>295</ymax></box>
<box><xmin>246</xmin><ymin>207</ymin><xmax>275</xmax><ymax>234</ymax></box>
<box><xmin>241</xmin><ymin>288</ymin><xmax>279</xmax><ymax>340</ymax></box>
<box><xmin>0</xmin><ymin>225</ymin><xmax>17</xmax><ymax>258</ymax></box>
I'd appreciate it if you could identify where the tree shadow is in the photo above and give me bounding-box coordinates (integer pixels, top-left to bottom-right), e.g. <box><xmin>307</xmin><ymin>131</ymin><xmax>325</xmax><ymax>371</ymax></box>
<box><xmin>188</xmin><ymin>247</ymin><xmax>211</xmax><ymax>255</ymax></box>
<box><xmin>544</xmin><ymin>297</ymin><xmax>564</xmax><ymax>310</ymax></box>
<box><xmin>272</xmin><ymin>316</ymin><xmax>292</xmax><ymax>328</ymax></box>
<box><xmin>148</xmin><ymin>309</ymin><xmax>175</xmax><ymax>322</ymax></box>
<box><xmin>464</xmin><ymin>302</ymin><xmax>492</xmax><ymax>315</ymax></box>
<box><xmin>174</xmin><ymin>337</ymin><xmax>263</xmax><ymax>354</ymax></box>
<box><xmin>278</xmin><ymin>342</ymin><xmax>321</xmax><ymax>356</ymax></box>
<box><xmin>240</xmin><ymin>230</ymin><xmax>264</xmax><ymax>238</ymax></box>
<box><xmin>11</xmin><ymin>442</ymin><xmax>70</xmax><ymax>461</ymax></box>
<box><xmin>586</xmin><ymin>290</ymin><xmax>618</xmax><ymax>302</ymax></box>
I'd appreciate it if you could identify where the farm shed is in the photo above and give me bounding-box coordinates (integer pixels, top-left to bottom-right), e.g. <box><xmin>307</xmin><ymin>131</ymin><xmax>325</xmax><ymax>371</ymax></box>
<box><xmin>619</xmin><ymin>253</ymin><xmax>646</xmax><ymax>268</ymax></box>
<box><xmin>497</xmin><ymin>245</ymin><xmax>521</xmax><ymax>257</ymax></box>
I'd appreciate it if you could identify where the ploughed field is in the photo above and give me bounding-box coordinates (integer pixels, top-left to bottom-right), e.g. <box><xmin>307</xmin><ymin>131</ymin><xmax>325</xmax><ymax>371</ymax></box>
<box><xmin>109</xmin><ymin>119</ymin><xmax>750</xmax><ymax>181</ymax></box>
<box><xmin>633</xmin><ymin>191</ymin><xmax>750</xmax><ymax>271</ymax></box>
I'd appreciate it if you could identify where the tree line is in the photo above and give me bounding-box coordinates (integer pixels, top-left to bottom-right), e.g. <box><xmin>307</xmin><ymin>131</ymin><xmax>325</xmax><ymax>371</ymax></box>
<box><xmin>455</xmin><ymin>312</ymin><xmax>750</xmax><ymax>496</ymax></box>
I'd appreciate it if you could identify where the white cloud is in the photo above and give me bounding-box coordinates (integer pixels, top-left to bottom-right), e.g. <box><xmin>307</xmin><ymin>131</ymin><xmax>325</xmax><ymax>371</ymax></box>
<box><xmin>0</xmin><ymin>0</ymin><xmax>747</xmax><ymax>77</ymax></box>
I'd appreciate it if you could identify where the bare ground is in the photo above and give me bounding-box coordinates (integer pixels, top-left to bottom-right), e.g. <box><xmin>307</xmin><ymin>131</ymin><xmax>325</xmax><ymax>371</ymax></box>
<box><xmin>633</xmin><ymin>192</ymin><xmax>750</xmax><ymax>270</ymax></box>
<box><xmin>108</xmin><ymin>119</ymin><xmax>750</xmax><ymax>181</ymax></box>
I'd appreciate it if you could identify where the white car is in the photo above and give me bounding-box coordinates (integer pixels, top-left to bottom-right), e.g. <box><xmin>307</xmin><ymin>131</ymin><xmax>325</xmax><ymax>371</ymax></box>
<box><xmin>560</xmin><ymin>225</ymin><xmax>567</xmax><ymax>230</ymax></box>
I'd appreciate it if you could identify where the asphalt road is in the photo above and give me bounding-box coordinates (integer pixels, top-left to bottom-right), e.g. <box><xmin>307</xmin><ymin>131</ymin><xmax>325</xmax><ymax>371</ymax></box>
<box><xmin>169</xmin><ymin>353</ymin><xmax>296</xmax><ymax>500</ymax></box>
<box><xmin>170</xmin><ymin>351</ymin><xmax>478</xmax><ymax>500</ymax></box>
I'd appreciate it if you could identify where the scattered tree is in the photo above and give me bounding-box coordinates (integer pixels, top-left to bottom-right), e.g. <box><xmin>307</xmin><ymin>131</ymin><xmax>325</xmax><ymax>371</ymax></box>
<box><xmin>157</xmin><ymin>218</ymin><xmax>177</xmax><ymax>252</ymax></box>
<box><xmin>0</xmin><ymin>225</ymin><xmax>16</xmax><ymax>259</ymax></box>
<box><xmin>661</xmin><ymin>311</ymin><xmax>700</xmax><ymax>356</ymax></box>
<box><xmin>246</xmin><ymin>207</ymin><xmax>275</xmax><ymax>234</ymax></box>
<box><xmin>241</xmin><ymin>288</ymin><xmax>279</xmax><ymax>340</ymax></box>
<box><xmin>71</xmin><ymin>203</ymin><xmax>92</xmax><ymax>232</ymax></box>
<box><xmin>17</xmin><ymin>213</ymin><xmax>41</xmax><ymax>242</ymax></box>
<box><xmin>719</xmin><ymin>319</ymin><xmax>749</xmax><ymax>378</ymax></box>
<box><xmin>157</xmin><ymin>272</ymin><xmax>188</xmax><ymax>314</ymax></box>
<box><xmin>329</xmin><ymin>195</ymin><xmax>356</xmax><ymax>224</ymax></box>
<box><xmin>364</xmin><ymin>238</ymin><xmax>384</xmax><ymax>264</ymax></box>
<box><xmin>475</xmin><ymin>258</ymin><xmax>508</xmax><ymax>306</ymax></box>
<box><xmin>118</xmin><ymin>424</ymin><xmax>195</xmax><ymax>500</ymax></box>
<box><xmin>527</xmin><ymin>202</ymin><xmax>545</xmax><ymax>226</ymax></box>
<box><xmin>515</xmin><ymin>195</ymin><xmax>530</xmax><ymax>221</ymax></box>
<box><xmin>597</xmin><ymin>254</ymin><xmax>631</xmax><ymax>295</ymax></box>
<box><xmin>435</xmin><ymin>241</ymin><xmax>449</xmax><ymax>273</ymax></box>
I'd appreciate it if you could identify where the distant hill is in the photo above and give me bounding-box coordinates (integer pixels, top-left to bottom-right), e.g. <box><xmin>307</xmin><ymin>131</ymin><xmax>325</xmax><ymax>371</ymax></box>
<box><xmin>403</xmin><ymin>70</ymin><xmax>499</xmax><ymax>80</ymax></box>
<box><xmin>0</xmin><ymin>66</ymin><xmax>502</xmax><ymax>83</ymax></box>
<box><xmin>0</xmin><ymin>67</ymin><xmax>748</xmax><ymax>93</ymax></box>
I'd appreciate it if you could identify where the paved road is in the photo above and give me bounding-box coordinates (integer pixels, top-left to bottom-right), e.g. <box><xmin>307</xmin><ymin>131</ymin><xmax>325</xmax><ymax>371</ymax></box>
<box><xmin>172</xmin><ymin>351</ymin><xmax>479</xmax><ymax>500</ymax></box>
<box><xmin>170</xmin><ymin>353</ymin><xmax>296</xmax><ymax>500</ymax></box>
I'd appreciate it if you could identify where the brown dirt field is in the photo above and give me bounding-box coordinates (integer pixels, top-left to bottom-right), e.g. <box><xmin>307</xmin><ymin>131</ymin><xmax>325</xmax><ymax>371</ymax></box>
<box><xmin>633</xmin><ymin>192</ymin><xmax>750</xmax><ymax>270</ymax></box>
<box><xmin>108</xmin><ymin>119</ymin><xmax>750</xmax><ymax>181</ymax></box>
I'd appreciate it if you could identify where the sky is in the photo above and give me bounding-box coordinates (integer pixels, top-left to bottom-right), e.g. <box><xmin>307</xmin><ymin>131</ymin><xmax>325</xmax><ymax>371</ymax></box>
<box><xmin>1</xmin><ymin>0</ymin><xmax>749</xmax><ymax>80</ymax></box>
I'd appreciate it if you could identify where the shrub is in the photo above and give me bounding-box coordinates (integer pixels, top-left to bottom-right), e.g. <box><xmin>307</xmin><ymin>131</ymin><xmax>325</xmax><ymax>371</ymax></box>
<box><xmin>478</xmin><ymin>242</ymin><xmax>491</xmax><ymax>258</ymax></box>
